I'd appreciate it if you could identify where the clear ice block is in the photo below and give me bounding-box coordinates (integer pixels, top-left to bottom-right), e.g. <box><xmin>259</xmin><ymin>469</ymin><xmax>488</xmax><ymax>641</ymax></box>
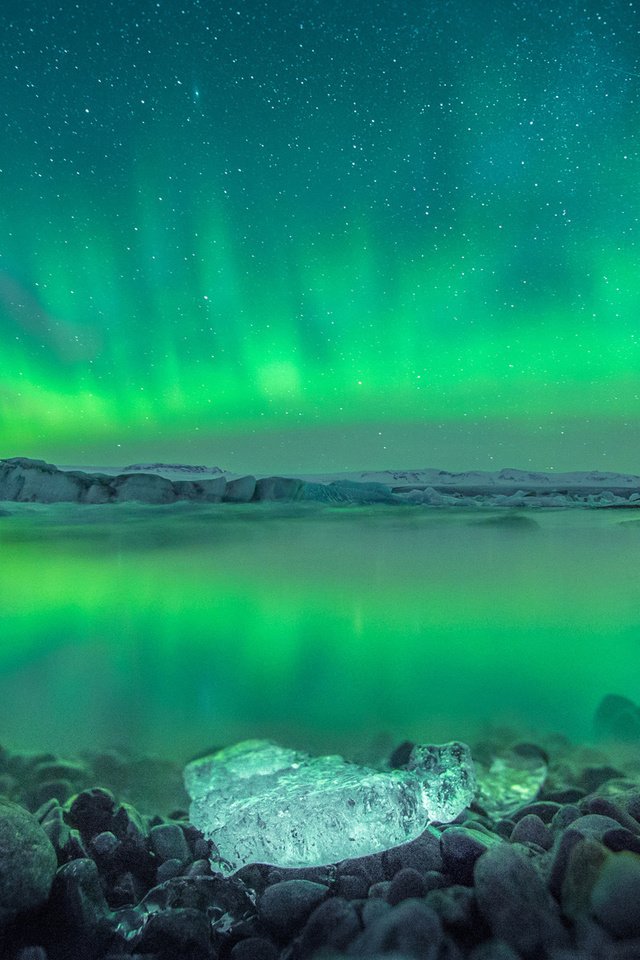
<box><xmin>184</xmin><ymin>739</ymin><xmax>477</xmax><ymax>873</ymax></box>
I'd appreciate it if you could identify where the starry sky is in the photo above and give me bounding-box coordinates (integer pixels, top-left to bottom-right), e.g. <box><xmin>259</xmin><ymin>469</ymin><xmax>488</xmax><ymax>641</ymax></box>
<box><xmin>1</xmin><ymin>0</ymin><xmax>639</xmax><ymax>472</ymax></box>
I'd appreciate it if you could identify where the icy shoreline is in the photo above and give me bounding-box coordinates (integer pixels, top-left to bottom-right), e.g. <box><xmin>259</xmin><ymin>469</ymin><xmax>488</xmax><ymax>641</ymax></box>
<box><xmin>1</xmin><ymin>457</ymin><xmax>640</xmax><ymax>508</ymax></box>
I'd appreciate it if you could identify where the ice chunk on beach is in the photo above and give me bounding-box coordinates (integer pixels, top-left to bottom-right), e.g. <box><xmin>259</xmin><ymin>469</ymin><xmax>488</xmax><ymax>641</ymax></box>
<box><xmin>184</xmin><ymin>739</ymin><xmax>476</xmax><ymax>873</ymax></box>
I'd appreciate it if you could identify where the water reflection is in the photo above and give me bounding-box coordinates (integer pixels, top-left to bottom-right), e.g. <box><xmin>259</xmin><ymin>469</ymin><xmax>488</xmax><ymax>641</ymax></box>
<box><xmin>0</xmin><ymin>504</ymin><xmax>639</xmax><ymax>759</ymax></box>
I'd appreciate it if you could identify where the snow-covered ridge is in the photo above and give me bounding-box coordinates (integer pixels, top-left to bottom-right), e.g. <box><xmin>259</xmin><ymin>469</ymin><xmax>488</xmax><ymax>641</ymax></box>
<box><xmin>122</xmin><ymin>462</ymin><xmax>225</xmax><ymax>477</ymax></box>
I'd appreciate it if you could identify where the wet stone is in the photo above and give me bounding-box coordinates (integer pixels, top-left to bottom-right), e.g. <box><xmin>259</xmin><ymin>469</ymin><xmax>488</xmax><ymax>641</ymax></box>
<box><xmin>387</xmin><ymin>866</ymin><xmax>428</xmax><ymax>904</ymax></box>
<box><xmin>474</xmin><ymin>843</ymin><xmax>568</xmax><ymax>956</ymax></box>
<box><xmin>440</xmin><ymin>826</ymin><xmax>497</xmax><ymax>885</ymax></box>
<box><xmin>602</xmin><ymin>827</ymin><xmax>640</xmax><ymax>855</ymax></box>
<box><xmin>68</xmin><ymin>788</ymin><xmax>117</xmax><ymax>841</ymax></box>
<box><xmin>230</xmin><ymin>937</ymin><xmax>279</xmax><ymax>960</ymax></box>
<box><xmin>590</xmin><ymin>851</ymin><xmax>640</xmax><ymax>938</ymax></box>
<box><xmin>509</xmin><ymin>813</ymin><xmax>552</xmax><ymax>849</ymax></box>
<box><xmin>350</xmin><ymin>898</ymin><xmax>443</xmax><ymax>959</ymax></box>
<box><xmin>133</xmin><ymin>906</ymin><xmax>213</xmax><ymax>959</ymax></box>
<box><xmin>150</xmin><ymin>822</ymin><xmax>190</xmax><ymax>863</ymax></box>
<box><xmin>297</xmin><ymin>896</ymin><xmax>361</xmax><ymax>956</ymax></box>
<box><xmin>258</xmin><ymin>879</ymin><xmax>329</xmax><ymax>940</ymax></box>
<box><xmin>0</xmin><ymin>798</ymin><xmax>58</xmax><ymax>925</ymax></box>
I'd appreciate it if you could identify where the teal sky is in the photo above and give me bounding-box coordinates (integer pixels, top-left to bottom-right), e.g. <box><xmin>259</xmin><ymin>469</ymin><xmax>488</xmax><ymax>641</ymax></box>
<box><xmin>0</xmin><ymin>0</ymin><xmax>639</xmax><ymax>473</ymax></box>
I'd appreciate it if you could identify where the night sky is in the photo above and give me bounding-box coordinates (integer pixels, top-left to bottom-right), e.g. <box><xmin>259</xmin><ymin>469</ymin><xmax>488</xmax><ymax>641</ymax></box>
<box><xmin>1</xmin><ymin>0</ymin><xmax>639</xmax><ymax>472</ymax></box>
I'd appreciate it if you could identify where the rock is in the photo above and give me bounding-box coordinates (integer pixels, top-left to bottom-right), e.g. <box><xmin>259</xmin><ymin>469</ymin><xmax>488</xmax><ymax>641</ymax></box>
<box><xmin>45</xmin><ymin>858</ymin><xmax>114</xmax><ymax>958</ymax></box>
<box><xmin>425</xmin><ymin>884</ymin><xmax>478</xmax><ymax>931</ymax></box>
<box><xmin>602</xmin><ymin>827</ymin><xmax>640</xmax><ymax>855</ymax></box>
<box><xmin>297</xmin><ymin>896</ymin><xmax>361</xmax><ymax>956</ymax></box>
<box><xmin>593</xmin><ymin>693</ymin><xmax>640</xmax><ymax>741</ymax></box>
<box><xmin>474</xmin><ymin>844</ymin><xmax>568</xmax><ymax>955</ymax></box>
<box><xmin>510</xmin><ymin>813</ymin><xmax>551</xmax><ymax>849</ymax></box>
<box><xmin>133</xmin><ymin>906</ymin><xmax>212</xmax><ymax>959</ymax></box>
<box><xmin>68</xmin><ymin>788</ymin><xmax>116</xmax><ymax>841</ymax></box>
<box><xmin>387</xmin><ymin>867</ymin><xmax>427</xmax><ymax>904</ymax></box>
<box><xmin>510</xmin><ymin>801</ymin><xmax>561</xmax><ymax>824</ymax></box>
<box><xmin>583</xmin><ymin>796</ymin><xmax>640</xmax><ymax>834</ymax></box>
<box><xmin>258</xmin><ymin>879</ymin><xmax>329</xmax><ymax>939</ymax></box>
<box><xmin>590</xmin><ymin>850</ymin><xmax>640</xmax><ymax>938</ymax></box>
<box><xmin>156</xmin><ymin>857</ymin><xmax>183</xmax><ymax>882</ymax></box>
<box><xmin>150</xmin><ymin>822</ymin><xmax>190</xmax><ymax>863</ymax></box>
<box><xmin>334</xmin><ymin>872</ymin><xmax>369</xmax><ymax>900</ymax></box>
<box><xmin>350</xmin><ymin>898</ymin><xmax>443</xmax><ymax>958</ymax></box>
<box><xmin>253</xmin><ymin>476</ymin><xmax>304</xmax><ymax>501</ymax></box>
<box><xmin>382</xmin><ymin>829</ymin><xmax>443</xmax><ymax>877</ymax></box>
<box><xmin>0</xmin><ymin>798</ymin><xmax>57</xmax><ymax>924</ymax></box>
<box><xmin>560</xmin><ymin>837</ymin><xmax>610</xmax><ymax>920</ymax></box>
<box><xmin>468</xmin><ymin>941</ymin><xmax>522</xmax><ymax>960</ymax></box>
<box><xmin>440</xmin><ymin>826</ymin><xmax>497</xmax><ymax>885</ymax></box>
<box><xmin>225</xmin><ymin>475</ymin><xmax>256</xmax><ymax>502</ymax></box>
<box><xmin>230</xmin><ymin>937</ymin><xmax>279</xmax><ymax>960</ymax></box>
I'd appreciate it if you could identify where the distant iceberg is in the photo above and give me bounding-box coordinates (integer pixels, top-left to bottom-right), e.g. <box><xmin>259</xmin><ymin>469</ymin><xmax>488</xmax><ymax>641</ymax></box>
<box><xmin>0</xmin><ymin>457</ymin><xmax>639</xmax><ymax>508</ymax></box>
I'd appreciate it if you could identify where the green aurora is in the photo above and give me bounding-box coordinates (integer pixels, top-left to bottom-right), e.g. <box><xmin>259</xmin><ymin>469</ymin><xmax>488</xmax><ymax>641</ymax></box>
<box><xmin>1</xmin><ymin>0</ymin><xmax>639</xmax><ymax>470</ymax></box>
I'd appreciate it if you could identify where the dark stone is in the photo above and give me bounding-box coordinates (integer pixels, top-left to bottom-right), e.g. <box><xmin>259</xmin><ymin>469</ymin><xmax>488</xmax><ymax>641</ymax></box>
<box><xmin>509</xmin><ymin>814</ymin><xmax>551</xmax><ymax>850</ymax></box>
<box><xmin>258</xmin><ymin>879</ymin><xmax>328</xmax><ymax>940</ymax></box>
<box><xmin>133</xmin><ymin>906</ymin><xmax>213</xmax><ymax>959</ymax></box>
<box><xmin>15</xmin><ymin>949</ymin><xmax>49</xmax><ymax>960</ymax></box>
<box><xmin>440</xmin><ymin>826</ymin><xmax>495</xmax><ymax>885</ymax></box>
<box><xmin>603</xmin><ymin>827</ymin><xmax>640</xmax><ymax>855</ymax></box>
<box><xmin>32</xmin><ymin>780</ymin><xmax>76</xmax><ymax>808</ymax></box>
<box><xmin>566</xmin><ymin>814</ymin><xmax>624</xmax><ymax>839</ymax></box>
<box><xmin>387</xmin><ymin>867</ymin><xmax>427</xmax><ymax>905</ymax></box>
<box><xmin>584</xmin><ymin>796</ymin><xmax>640</xmax><ymax>834</ymax></box>
<box><xmin>423</xmin><ymin>870</ymin><xmax>448</xmax><ymax>892</ymax></box>
<box><xmin>41</xmin><ymin>816</ymin><xmax>71</xmax><ymax>859</ymax></box>
<box><xmin>551</xmin><ymin>804</ymin><xmax>582</xmax><ymax>832</ymax></box>
<box><xmin>150</xmin><ymin>822</ymin><xmax>190</xmax><ymax>863</ymax></box>
<box><xmin>548</xmin><ymin>828</ymin><xmax>584</xmax><ymax>900</ymax></box>
<box><xmin>230</xmin><ymin>937</ymin><xmax>279</xmax><ymax>960</ymax></box>
<box><xmin>368</xmin><ymin>881</ymin><xmax>390</xmax><ymax>899</ymax></box>
<box><xmin>183</xmin><ymin>859</ymin><xmax>212</xmax><ymax>878</ymax></box>
<box><xmin>594</xmin><ymin>693</ymin><xmax>640</xmax><ymax>741</ymax></box>
<box><xmin>337</xmin><ymin>853</ymin><xmax>384</xmax><ymax>887</ymax></box>
<box><xmin>91</xmin><ymin>831</ymin><xmax>119</xmax><ymax>858</ymax></box>
<box><xmin>297</xmin><ymin>896</ymin><xmax>361</xmax><ymax>956</ymax></box>
<box><xmin>350</xmin><ymin>898</ymin><xmax>443</xmax><ymax>959</ymax></box>
<box><xmin>68</xmin><ymin>788</ymin><xmax>116</xmax><ymax>841</ymax></box>
<box><xmin>494</xmin><ymin>819</ymin><xmax>516</xmax><ymax>840</ymax></box>
<box><xmin>45</xmin><ymin>858</ymin><xmax>115</xmax><ymax>959</ymax></box>
<box><xmin>541</xmin><ymin>787</ymin><xmax>586</xmax><ymax>804</ymax></box>
<box><xmin>108</xmin><ymin>870</ymin><xmax>147</xmax><ymax>908</ymax></box>
<box><xmin>156</xmin><ymin>857</ymin><xmax>184</xmax><ymax>882</ymax></box>
<box><xmin>590</xmin><ymin>851</ymin><xmax>640</xmax><ymax>938</ymax></box>
<box><xmin>0</xmin><ymin>798</ymin><xmax>57</xmax><ymax>924</ymax></box>
<box><xmin>60</xmin><ymin>828</ymin><xmax>89</xmax><ymax>863</ymax></box>
<box><xmin>510</xmin><ymin>801</ymin><xmax>561</xmax><ymax>824</ymax></box>
<box><xmin>360</xmin><ymin>896</ymin><xmax>391</xmax><ymax>927</ymax></box>
<box><xmin>388</xmin><ymin>740</ymin><xmax>415</xmax><ymax>768</ymax></box>
<box><xmin>560</xmin><ymin>837</ymin><xmax>610</xmax><ymax>921</ymax></box>
<box><xmin>425</xmin><ymin>884</ymin><xmax>479</xmax><ymax>931</ymax></box>
<box><xmin>474</xmin><ymin>844</ymin><xmax>568</xmax><ymax>956</ymax></box>
<box><xmin>468</xmin><ymin>940</ymin><xmax>522</xmax><ymax>960</ymax></box>
<box><xmin>334</xmin><ymin>872</ymin><xmax>369</xmax><ymax>900</ymax></box>
<box><xmin>512</xmin><ymin>741</ymin><xmax>549</xmax><ymax>765</ymax></box>
<box><xmin>581</xmin><ymin>765</ymin><xmax>625</xmax><ymax>793</ymax></box>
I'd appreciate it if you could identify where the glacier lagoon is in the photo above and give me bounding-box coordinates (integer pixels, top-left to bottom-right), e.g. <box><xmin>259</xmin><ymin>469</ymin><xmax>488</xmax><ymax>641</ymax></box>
<box><xmin>0</xmin><ymin>500</ymin><xmax>639</xmax><ymax>759</ymax></box>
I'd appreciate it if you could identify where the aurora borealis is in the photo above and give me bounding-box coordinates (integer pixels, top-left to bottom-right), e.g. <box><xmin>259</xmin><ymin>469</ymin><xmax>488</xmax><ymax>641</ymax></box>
<box><xmin>1</xmin><ymin>0</ymin><xmax>639</xmax><ymax>471</ymax></box>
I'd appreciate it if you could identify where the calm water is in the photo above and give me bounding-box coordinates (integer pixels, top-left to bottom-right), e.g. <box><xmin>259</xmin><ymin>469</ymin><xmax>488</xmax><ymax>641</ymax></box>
<box><xmin>1</xmin><ymin>503</ymin><xmax>639</xmax><ymax>761</ymax></box>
